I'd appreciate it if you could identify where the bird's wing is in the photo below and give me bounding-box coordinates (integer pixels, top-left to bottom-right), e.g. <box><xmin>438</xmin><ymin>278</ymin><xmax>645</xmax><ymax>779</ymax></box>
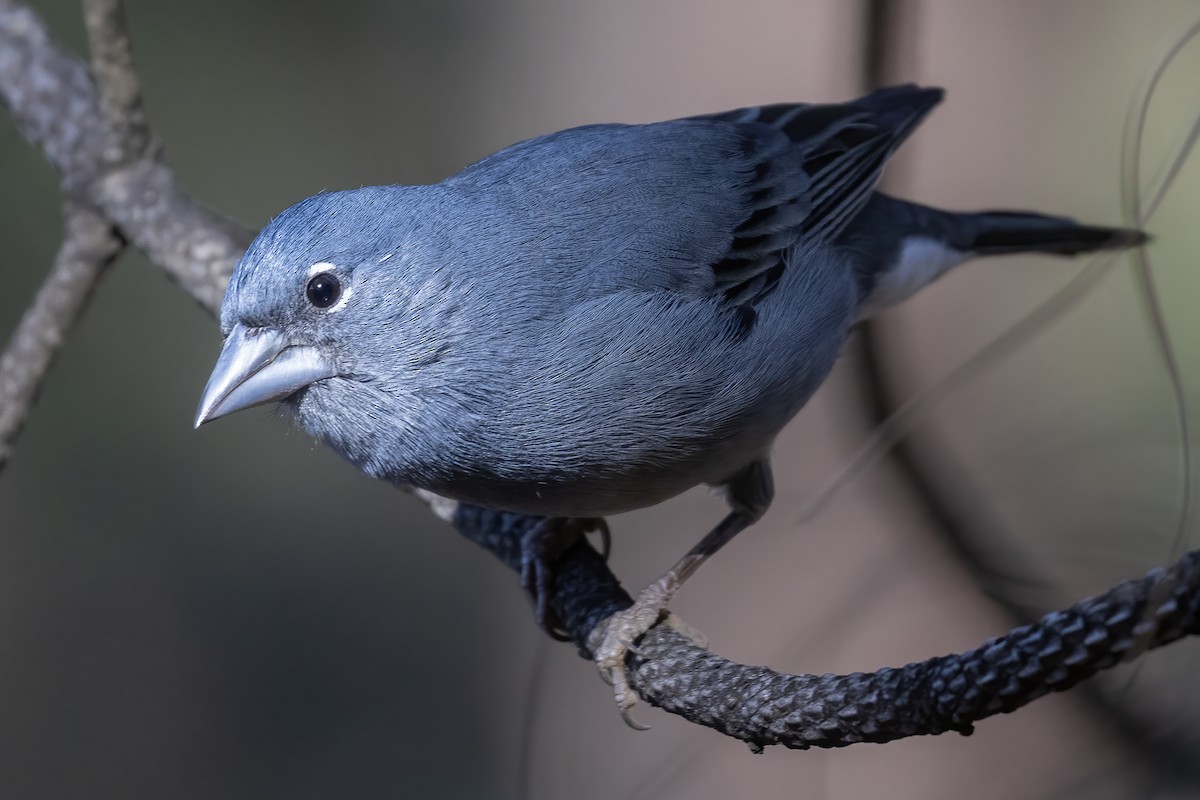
<box><xmin>443</xmin><ymin>85</ymin><xmax>942</xmax><ymax>307</ymax></box>
<box><xmin>687</xmin><ymin>84</ymin><xmax>943</xmax><ymax>305</ymax></box>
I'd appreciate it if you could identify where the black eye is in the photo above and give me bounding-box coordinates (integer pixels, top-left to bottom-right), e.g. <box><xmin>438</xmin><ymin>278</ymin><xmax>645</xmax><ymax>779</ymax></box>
<box><xmin>306</xmin><ymin>273</ymin><xmax>341</xmax><ymax>308</ymax></box>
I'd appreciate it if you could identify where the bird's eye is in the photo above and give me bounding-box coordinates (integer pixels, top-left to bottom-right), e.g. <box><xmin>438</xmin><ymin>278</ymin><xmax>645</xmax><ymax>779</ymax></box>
<box><xmin>306</xmin><ymin>273</ymin><xmax>341</xmax><ymax>308</ymax></box>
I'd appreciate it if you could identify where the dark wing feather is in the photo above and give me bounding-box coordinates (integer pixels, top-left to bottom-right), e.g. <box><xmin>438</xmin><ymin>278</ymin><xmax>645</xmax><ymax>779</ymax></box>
<box><xmin>689</xmin><ymin>85</ymin><xmax>944</xmax><ymax>306</ymax></box>
<box><xmin>439</xmin><ymin>86</ymin><xmax>942</xmax><ymax>317</ymax></box>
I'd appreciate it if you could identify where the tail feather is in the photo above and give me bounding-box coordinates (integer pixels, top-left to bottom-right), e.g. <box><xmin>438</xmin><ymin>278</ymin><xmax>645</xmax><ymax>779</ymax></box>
<box><xmin>961</xmin><ymin>211</ymin><xmax>1147</xmax><ymax>256</ymax></box>
<box><xmin>845</xmin><ymin>193</ymin><xmax>1147</xmax><ymax>318</ymax></box>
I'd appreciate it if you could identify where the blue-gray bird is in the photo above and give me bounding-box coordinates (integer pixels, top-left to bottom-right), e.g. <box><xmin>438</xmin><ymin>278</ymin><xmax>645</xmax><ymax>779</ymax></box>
<box><xmin>195</xmin><ymin>85</ymin><xmax>1144</xmax><ymax>722</ymax></box>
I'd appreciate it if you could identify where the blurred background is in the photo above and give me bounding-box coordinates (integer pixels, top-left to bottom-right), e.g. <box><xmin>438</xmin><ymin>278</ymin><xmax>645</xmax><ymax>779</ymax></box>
<box><xmin>2</xmin><ymin>1</ymin><xmax>1200</xmax><ymax>797</ymax></box>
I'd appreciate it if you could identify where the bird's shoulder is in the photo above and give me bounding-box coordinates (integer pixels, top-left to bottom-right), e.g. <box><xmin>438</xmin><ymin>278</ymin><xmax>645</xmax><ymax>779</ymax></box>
<box><xmin>437</xmin><ymin>120</ymin><xmax>763</xmax><ymax>299</ymax></box>
<box><xmin>430</xmin><ymin>86</ymin><xmax>942</xmax><ymax>309</ymax></box>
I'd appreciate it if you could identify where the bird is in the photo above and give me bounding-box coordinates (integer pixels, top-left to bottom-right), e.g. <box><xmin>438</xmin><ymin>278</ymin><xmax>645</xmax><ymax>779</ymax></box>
<box><xmin>194</xmin><ymin>84</ymin><xmax>1145</xmax><ymax>725</ymax></box>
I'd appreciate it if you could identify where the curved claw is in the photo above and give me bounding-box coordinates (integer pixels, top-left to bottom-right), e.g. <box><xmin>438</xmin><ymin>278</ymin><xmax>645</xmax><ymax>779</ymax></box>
<box><xmin>587</xmin><ymin>579</ymin><xmax>711</xmax><ymax>729</ymax></box>
<box><xmin>619</xmin><ymin>703</ymin><xmax>652</xmax><ymax>731</ymax></box>
<box><xmin>622</xmin><ymin>637</ymin><xmax>647</xmax><ymax>658</ymax></box>
<box><xmin>603</xmin><ymin>660</ymin><xmax>652</xmax><ymax>730</ymax></box>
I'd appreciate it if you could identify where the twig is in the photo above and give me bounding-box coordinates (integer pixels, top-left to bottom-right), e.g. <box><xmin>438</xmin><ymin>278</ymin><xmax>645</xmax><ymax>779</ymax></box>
<box><xmin>0</xmin><ymin>0</ymin><xmax>108</xmax><ymax>188</ymax></box>
<box><xmin>0</xmin><ymin>0</ymin><xmax>240</xmax><ymax>468</ymax></box>
<box><xmin>90</xmin><ymin>159</ymin><xmax>253</xmax><ymax>314</ymax></box>
<box><xmin>0</xmin><ymin>0</ymin><xmax>252</xmax><ymax>312</ymax></box>
<box><xmin>0</xmin><ymin>204</ymin><xmax>122</xmax><ymax>470</ymax></box>
<box><xmin>2</xmin><ymin>0</ymin><xmax>1199</xmax><ymax>751</ymax></box>
<box><xmin>82</xmin><ymin>0</ymin><xmax>152</xmax><ymax>161</ymax></box>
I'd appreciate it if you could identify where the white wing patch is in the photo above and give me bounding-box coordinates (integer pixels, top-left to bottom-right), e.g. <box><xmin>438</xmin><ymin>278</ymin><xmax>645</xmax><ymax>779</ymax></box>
<box><xmin>858</xmin><ymin>236</ymin><xmax>968</xmax><ymax>320</ymax></box>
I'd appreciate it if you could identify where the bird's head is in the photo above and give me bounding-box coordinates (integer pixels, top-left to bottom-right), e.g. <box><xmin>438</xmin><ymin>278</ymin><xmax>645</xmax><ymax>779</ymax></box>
<box><xmin>194</xmin><ymin>187</ymin><xmax>425</xmax><ymax>429</ymax></box>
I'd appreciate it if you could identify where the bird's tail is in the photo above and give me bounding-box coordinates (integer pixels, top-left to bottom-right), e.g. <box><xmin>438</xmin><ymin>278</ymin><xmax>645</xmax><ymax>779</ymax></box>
<box><xmin>849</xmin><ymin>193</ymin><xmax>1146</xmax><ymax>318</ymax></box>
<box><xmin>939</xmin><ymin>209</ymin><xmax>1146</xmax><ymax>256</ymax></box>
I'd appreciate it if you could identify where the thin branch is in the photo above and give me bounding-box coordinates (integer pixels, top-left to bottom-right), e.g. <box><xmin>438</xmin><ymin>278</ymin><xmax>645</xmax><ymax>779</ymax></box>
<box><xmin>0</xmin><ymin>0</ymin><xmax>108</xmax><ymax>189</ymax></box>
<box><xmin>0</xmin><ymin>0</ymin><xmax>243</xmax><ymax>469</ymax></box>
<box><xmin>0</xmin><ymin>0</ymin><xmax>244</xmax><ymax>469</ymax></box>
<box><xmin>2</xmin><ymin>0</ymin><xmax>1200</xmax><ymax>752</ymax></box>
<box><xmin>91</xmin><ymin>159</ymin><xmax>253</xmax><ymax>314</ymax></box>
<box><xmin>82</xmin><ymin>0</ymin><xmax>152</xmax><ymax>160</ymax></box>
<box><xmin>0</xmin><ymin>204</ymin><xmax>121</xmax><ymax>470</ymax></box>
<box><xmin>0</xmin><ymin>0</ymin><xmax>252</xmax><ymax>312</ymax></box>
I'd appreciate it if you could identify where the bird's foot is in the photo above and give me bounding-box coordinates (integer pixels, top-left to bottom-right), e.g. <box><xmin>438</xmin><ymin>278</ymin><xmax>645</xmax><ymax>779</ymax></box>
<box><xmin>587</xmin><ymin>576</ymin><xmax>707</xmax><ymax>729</ymax></box>
<box><xmin>520</xmin><ymin>517</ymin><xmax>609</xmax><ymax>640</ymax></box>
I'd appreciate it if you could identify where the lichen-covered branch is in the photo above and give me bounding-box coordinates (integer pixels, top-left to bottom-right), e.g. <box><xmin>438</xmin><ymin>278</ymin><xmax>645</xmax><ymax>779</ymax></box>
<box><xmin>0</xmin><ymin>0</ymin><xmax>102</xmax><ymax>183</ymax></box>
<box><xmin>82</xmin><ymin>0</ymin><xmax>151</xmax><ymax>159</ymax></box>
<box><xmin>90</xmin><ymin>159</ymin><xmax>254</xmax><ymax>313</ymax></box>
<box><xmin>1</xmin><ymin>0</ymin><xmax>1198</xmax><ymax>751</ymax></box>
<box><xmin>0</xmin><ymin>0</ymin><xmax>252</xmax><ymax>314</ymax></box>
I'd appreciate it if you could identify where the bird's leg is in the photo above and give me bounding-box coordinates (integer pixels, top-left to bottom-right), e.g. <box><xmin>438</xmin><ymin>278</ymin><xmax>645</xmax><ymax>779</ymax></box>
<box><xmin>588</xmin><ymin>459</ymin><xmax>773</xmax><ymax>728</ymax></box>
<box><xmin>520</xmin><ymin>516</ymin><xmax>610</xmax><ymax>641</ymax></box>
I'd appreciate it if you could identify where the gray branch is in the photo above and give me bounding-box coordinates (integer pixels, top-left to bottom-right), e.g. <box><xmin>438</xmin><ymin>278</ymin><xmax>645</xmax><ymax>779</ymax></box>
<box><xmin>0</xmin><ymin>0</ymin><xmax>252</xmax><ymax>314</ymax></box>
<box><xmin>2</xmin><ymin>0</ymin><xmax>1198</xmax><ymax>751</ymax></box>
<box><xmin>82</xmin><ymin>0</ymin><xmax>151</xmax><ymax>161</ymax></box>
<box><xmin>0</xmin><ymin>203</ymin><xmax>121</xmax><ymax>470</ymax></box>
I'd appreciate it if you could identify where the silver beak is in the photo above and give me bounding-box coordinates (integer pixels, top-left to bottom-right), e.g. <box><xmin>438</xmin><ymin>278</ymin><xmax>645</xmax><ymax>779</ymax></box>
<box><xmin>194</xmin><ymin>322</ymin><xmax>339</xmax><ymax>428</ymax></box>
